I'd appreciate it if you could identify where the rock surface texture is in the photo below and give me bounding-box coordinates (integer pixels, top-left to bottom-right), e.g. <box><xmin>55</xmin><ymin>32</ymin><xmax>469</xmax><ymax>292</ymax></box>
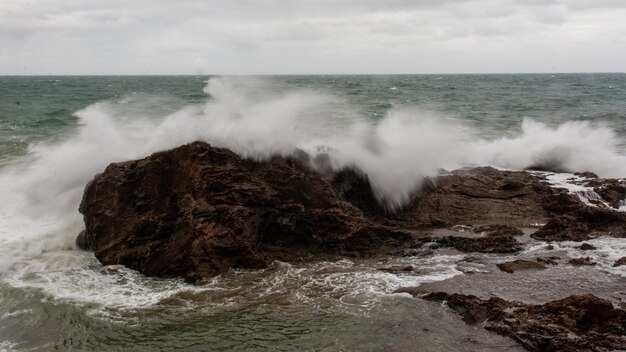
<box><xmin>78</xmin><ymin>142</ymin><xmax>412</xmax><ymax>282</ymax></box>
<box><xmin>78</xmin><ymin>142</ymin><xmax>626</xmax><ymax>281</ymax></box>
<box><xmin>421</xmin><ymin>292</ymin><xmax>626</xmax><ymax>352</ymax></box>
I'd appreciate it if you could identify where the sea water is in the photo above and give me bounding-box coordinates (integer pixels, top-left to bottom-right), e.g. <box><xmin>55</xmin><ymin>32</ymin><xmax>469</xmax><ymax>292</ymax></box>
<box><xmin>1</xmin><ymin>74</ymin><xmax>626</xmax><ymax>351</ymax></box>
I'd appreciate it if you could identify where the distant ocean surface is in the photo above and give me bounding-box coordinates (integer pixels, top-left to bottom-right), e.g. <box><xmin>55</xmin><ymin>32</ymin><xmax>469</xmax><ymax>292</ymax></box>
<box><xmin>1</xmin><ymin>74</ymin><xmax>626</xmax><ymax>351</ymax></box>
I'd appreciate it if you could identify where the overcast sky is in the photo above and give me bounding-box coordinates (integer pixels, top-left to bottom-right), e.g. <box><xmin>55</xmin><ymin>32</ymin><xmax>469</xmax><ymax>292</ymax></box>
<box><xmin>1</xmin><ymin>0</ymin><xmax>625</xmax><ymax>74</ymax></box>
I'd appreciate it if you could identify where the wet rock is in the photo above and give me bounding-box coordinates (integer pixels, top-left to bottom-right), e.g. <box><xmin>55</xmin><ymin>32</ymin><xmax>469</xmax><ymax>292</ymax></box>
<box><xmin>331</xmin><ymin>169</ymin><xmax>384</xmax><ymax>216</ymax></box>
<box><xmin>569</xmin><ymin>257</ymin><xmax>597</xmax><ymax>266</ymax></box>
<box><xmin>430</xmin><ymin>226</ymin><xmax>523</xmax><ymax>254</ymax></box>
<box><xmin>496</xmin><ymin>259</ymin><xmax>546</xmax><ymax>273</ymax></box>
<box><xmin>472</xmin><ymin>225</ymin><xmax>524</xmax><ymax>237</ymax></box>
<box><xmin>78</xmin><ymin>142</ymin><xmax>413</xmax><ymax>282</ymax></box>
<box><xmin>585</xmin><ymin>178</ymin><xmax>626</xmax><ymax>209</ymax></box>
<box><xmin>536</xmin><ymin>256</ymin><xmax>559</xmax><ymax>265</ymax></box>
<box><xmin>433</xmin><ymin>235</ymin><xmax>521</xmax><ymax>254</ymax></box>
<box><xmin>393</xmin><ymin>167</ymin><xmax>558</xmax><ymax>228</ymax></box>
<box><xmin>420</xmin><ymin>292</ymin><xmax>626</xmax><ymax>352</ymax></box>
<box><xmin>575</xmin><ymin>171</ymin><xmax>599</xmax><ymax>179</ymax></box>
<box><xmin>613</xmin><ymin>257</ymin><xmax>626</xmax><ymax>267</ymax></box>
<box><xmin>578</xmin><ymin>242</ymin><xmax>597</xmax><ymax>250</ymax></box>
<box><xmin>531</xmin><ymin>207</ymin><xmax>626</xmax><ymax>242</ymax></box>
<box><xmin>377</xmin><ymin>265</ymin><xmax>414</xmax><ymax>273</ymax></box>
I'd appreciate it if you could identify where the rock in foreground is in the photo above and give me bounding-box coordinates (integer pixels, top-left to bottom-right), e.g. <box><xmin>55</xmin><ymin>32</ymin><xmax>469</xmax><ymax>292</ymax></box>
<box><xmin>422</xmin><ymin>292</ymin><xmax>626</xmax><ymax>351</ymax></box>
<box><xmin>78</xmin><ymin>142</ymin><xmax>626</xmax><ymax>281</ymax></box>
<box><xmin>78</xmin><ymin>142</ymin><xmax>412</xmax><ymax>282</ymax></box>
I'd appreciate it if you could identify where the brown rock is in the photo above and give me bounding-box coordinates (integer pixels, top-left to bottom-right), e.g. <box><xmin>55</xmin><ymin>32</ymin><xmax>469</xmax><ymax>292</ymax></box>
<box><xmin>531</xmin><ymin>207</ymin><xmax>626</xmax><ymax>242</ymax></box>
<box><xmin>377</xmin><ymin>265</ymin><xmax>414</xmax><ymax>273</ymax></box>
<box><xmin>579</xmin><ymin>242</ymin><xmax>597</xmax><ymax>250</ymax></box>
<box><xmin>585</xmin><ymin>178</ymin><xmax>626</xmax><ymax>209</ymax></box>
<box><xmin>569</xmin><ymin>257</ymin><xmax>597</xmax><ymax>266</ymax></box>
<box><xmin>393</xmin><ymin>167</ymin><xmax>558</xmax><ymax>228</ymax></box>
<box><xmin>613</xmin><ymin>257</ymin><xmax>626</xmax><ymax>267</ymax></box>
<box><xmin>536</xmin><ymin>256</ymin><xmax>559</xmax><ymax>265</ymax></box>
<box><xmin>496</xmin><ymin>259</ymin><xmax>546</xmax><ymax>273</ymax></box>
<box><xmin>78</xmin><ymin>142</ymin><xmax>413</xmax><ymax>282</ymax></box>
<box><xmin>434</xmin><ymin>234</ymin><xmax>522</xmax><ymax>253</ymax></box>
<box><xmin>420</xmin><ymin>292</ymin><xmax>626</xmax><ymax>351</ymax></box>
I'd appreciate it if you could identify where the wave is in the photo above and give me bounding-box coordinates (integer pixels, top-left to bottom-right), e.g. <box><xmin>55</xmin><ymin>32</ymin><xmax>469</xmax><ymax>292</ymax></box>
<box><xmin>1</xmin><ymin>76</ymin><xmax>625</xmax><ymax>272</ymax></box>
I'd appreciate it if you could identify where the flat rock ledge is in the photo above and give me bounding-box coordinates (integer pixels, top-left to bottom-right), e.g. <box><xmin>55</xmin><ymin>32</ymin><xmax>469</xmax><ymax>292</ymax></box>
<box><xmin>414</xmin><ymin>292</ymin><xmax>626</xmax><ymax>352</ymax></box>
<box><xmin>77</xmin><ymin>142</ymin><xmax>626</xmax><ymax>282</ymax></box>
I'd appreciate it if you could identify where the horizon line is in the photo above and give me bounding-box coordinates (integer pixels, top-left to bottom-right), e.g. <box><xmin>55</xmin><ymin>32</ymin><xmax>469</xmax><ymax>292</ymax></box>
<box><xmin>0</xmin><ymin>71</ymin><xmax>624</xmax><ymax>77</ymax></box>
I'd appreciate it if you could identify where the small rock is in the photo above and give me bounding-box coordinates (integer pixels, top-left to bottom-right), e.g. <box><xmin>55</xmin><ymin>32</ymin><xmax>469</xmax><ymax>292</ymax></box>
<box><xmin>579</xmin><ymin>243</ymin><xmax>597</xmax><ymax>250</ymax></box>
<box><xmin>536</xmin><ymin>257</ymin><xmax>559</xmax><ymax>265</ymax></box>
<box><xmin>574</xmin><ymin>171</ymin><xmax>599</xmax><ymax>179</ymax></box>
<box><xmin>496</xmin><ymin>259</ymin><xmax>546</xmax><ymax>273</ymax></box>
<box><xmin>613</xmin><ymin>257</ymin><xmax>626</xmax><ymax>267</ymax></box>
<box><xmin>378</xmin><ymin>265</ymin><xmax>414</xmax><ymax>273</ymax></box>
<box><xmin>569</xmin><ymin>257</ymin><xmax>596</xmax><ymax>266</ymax></box>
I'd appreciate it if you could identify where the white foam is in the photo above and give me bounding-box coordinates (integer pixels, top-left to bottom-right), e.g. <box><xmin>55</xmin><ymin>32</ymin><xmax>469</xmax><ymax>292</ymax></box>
<box><xmin>0</xmin><ymin>341</ymin><xmax>16</xmax><ymax>352</ymax></box>
<box><xmin>522</xmin><ymin>237</ymin><xmax>626</xmax><ymax>278</ymax></box>
<box><xmin>2</xmin><ymin>250</ymin><xmax>218</xmax><ymax>319</ymax></box>
<box><xmin>541</xmin><ymin>172</ymin><xmax>625</xmax><ymax>211</ymax></box>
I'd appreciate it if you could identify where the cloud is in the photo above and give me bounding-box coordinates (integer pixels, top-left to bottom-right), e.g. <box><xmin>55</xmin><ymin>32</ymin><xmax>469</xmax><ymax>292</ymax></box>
<box><xmin>0</xmin><ymin>0</ymin><xmax>625</xmax><ymax>74</ymax></box>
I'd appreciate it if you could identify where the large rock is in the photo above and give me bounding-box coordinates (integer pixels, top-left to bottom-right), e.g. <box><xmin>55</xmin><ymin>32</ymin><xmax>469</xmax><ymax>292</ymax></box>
<box><xmin>78</xmin><ymin>142</ymin><xmax>412</xmax><ymax>282</ymax></box>
<box><xmin>421</xmin><ymin>292</ymin><xmax>626</xmax><ymax>351</ymax></box>
<box><xmin>395</xmin><ymin>167</ymin><xmax>573</xmax><ymax>227</ymax></box>
<box><xmin>78</xmin><ymin>142</ymin><xmax>626</xmax><ymax>280</ymax></box>
<box><xmin>531</xmin><ymin>207</ymin><xmax>626</xmax><ymax>242</ymax></box>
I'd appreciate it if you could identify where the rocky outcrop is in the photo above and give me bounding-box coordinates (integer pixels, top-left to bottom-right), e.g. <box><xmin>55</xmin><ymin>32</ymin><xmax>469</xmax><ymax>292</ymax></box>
<box><xmin>78</xmin><ymin>142</ymin><xmax>413</xmax><ymax>282</ymax></box>
<box><xmin>420</xmin><ymin>292</ymin><xmax>626</xmax><ymax>351</ymax></box>
<box><xmin>431</xmin><ymin>232</ymin><xmax>522</xmax><ymax>253</ymax></box>
<box><xmin>531</xmin><ymin>207</ymin><xmax>626</xmax><ymax>242</ymax></box>
<box><xmin>392</xmin><ymin>167</ymin><xmax>556</xmax><ymax>227</ymax></box>
<box><xmin>78</xmin><ymin>142</ymin><xmax>626</xmax><ymax>281</ymax></box>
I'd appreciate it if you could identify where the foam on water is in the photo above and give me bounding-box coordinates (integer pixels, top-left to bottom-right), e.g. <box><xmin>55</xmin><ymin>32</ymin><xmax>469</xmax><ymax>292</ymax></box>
<box><xmin>0</xmin><ymin>341</ymin><xmax>16</xmax><ymax>352</ymax></box>
<box><xmin>1</xmin><ymin>76</ymin><xmax>626</xmax><ymax>313</ymax></box>
<box><xmin>521</xmin><ymin>237</ymin><xmax>626</xmax><ymax>278</ymax></box>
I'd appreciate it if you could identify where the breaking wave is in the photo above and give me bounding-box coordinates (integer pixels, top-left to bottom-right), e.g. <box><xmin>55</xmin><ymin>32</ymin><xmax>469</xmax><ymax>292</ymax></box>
<box><xmin>1</xmin><ymin>76</ymin><xmax>626</xmax><ymax>272</ymax></box>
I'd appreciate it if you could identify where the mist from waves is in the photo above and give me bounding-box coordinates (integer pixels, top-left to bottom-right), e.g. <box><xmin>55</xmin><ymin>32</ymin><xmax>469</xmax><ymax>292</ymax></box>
<box><xmin>1</xmin><ymin>76</ymin><xmax>626</xmax><ymax>273</ymax></box>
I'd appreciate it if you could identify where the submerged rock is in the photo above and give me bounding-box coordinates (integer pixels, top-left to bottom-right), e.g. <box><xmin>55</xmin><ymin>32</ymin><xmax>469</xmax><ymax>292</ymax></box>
<box><xmin>420</xmin><ymin>292</ymin><xmax>626</xmax><ymax>352</ymax></box>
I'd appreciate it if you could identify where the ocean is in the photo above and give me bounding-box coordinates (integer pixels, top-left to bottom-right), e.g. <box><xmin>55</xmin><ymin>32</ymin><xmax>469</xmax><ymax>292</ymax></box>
<box><xmin>1</xmin><ymin>74</ymin><xmax>626</xmax><ymax>351</ymax></box>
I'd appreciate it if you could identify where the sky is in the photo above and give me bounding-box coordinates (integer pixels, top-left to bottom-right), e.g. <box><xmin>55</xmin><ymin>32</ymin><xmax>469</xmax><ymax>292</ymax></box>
<box><xmin>1</xmin><ymin>0</ymin><xmax>625</xmax><ymax>75</ymax></box>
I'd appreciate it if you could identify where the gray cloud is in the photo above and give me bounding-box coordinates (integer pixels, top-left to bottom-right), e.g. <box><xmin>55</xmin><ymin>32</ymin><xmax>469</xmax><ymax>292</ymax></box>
<box><xmin>0</xmin><ymin>0</ymin><xmax>625</xmax><ymax>74</ymax></box>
